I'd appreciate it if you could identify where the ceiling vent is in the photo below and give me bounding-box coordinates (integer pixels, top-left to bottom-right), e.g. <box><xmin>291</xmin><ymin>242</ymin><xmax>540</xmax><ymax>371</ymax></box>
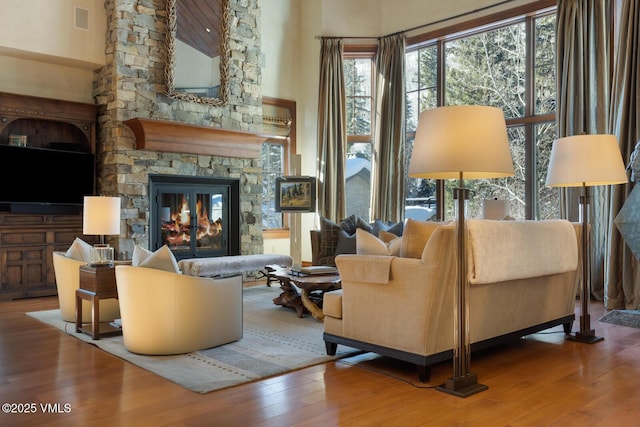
<box><xmin>74</xmin><ymin>6</ymin><xmax>89</xmax><ymax>30</ymax></box>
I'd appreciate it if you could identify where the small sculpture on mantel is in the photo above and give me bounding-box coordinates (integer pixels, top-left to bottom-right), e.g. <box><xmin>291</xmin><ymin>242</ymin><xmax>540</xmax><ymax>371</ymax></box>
<box><xmin>627</xmin><ymin>140</ymin><xmax>640</xmax><ymax>182</ymax></box>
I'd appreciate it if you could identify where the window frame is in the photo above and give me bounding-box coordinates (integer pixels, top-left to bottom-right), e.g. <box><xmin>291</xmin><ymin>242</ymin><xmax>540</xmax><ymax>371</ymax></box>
<box><xmin>405</xmin><ymin>2</ymin><xmax>557</xmax><ymax>220</ymax></box>
<box><xmin>262</xmin><ymin>96</ymin><xmax>296</xmax><ymax>238</ymax></box>
<box><xmin>343</xmin><ymin>45</ymin><xmax>376</xmax><ymax>220</ymax></box>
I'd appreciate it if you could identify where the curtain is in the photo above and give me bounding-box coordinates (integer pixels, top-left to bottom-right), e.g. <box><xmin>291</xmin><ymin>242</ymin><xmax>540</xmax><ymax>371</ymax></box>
<box><xmin>371</xmin><ymin>33</ymin><xmax>406</xmax><ymax>222</ymax></box>
<box><xmin>316</xmin><ymin>38</ymin><xmax>347</xmax><ymax>222</ymax></box>
<box><xmin>606</xmin><ymin>0</ymin><xmax>640</xmax><ymax>309</ymax></box>
<box><xmin>556</xmin><ymin>0</ymin><xmax>611</xmax><ymax>298</ymax></box>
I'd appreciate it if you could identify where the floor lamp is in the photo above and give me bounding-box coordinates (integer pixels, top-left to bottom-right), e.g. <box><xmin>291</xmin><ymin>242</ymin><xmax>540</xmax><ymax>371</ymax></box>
<box><xmin>408</xmin><ymin>105</ymin><xmax>514</xmax><ymax>397</ymax></box>
<box><xmin>546</xmin><ymin>134</ymin><xmax>627</xmax><ymax>343</ymax></box>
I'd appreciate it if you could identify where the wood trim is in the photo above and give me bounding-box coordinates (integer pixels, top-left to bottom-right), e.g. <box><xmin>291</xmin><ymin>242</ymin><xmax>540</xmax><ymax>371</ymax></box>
<box><xmin>123</xmin><ymin>118</ymin><xmax>268</xmax><ymax>158</ymax></box>
<box><xmin>407</xmin><ymin>0</ymin><xmax>556</xmax><ymax>46</ymax></box>
<box><xmin>263</xmin><ymin>229</ymin><xmax>290</xmax><ymax>239</ymax></box>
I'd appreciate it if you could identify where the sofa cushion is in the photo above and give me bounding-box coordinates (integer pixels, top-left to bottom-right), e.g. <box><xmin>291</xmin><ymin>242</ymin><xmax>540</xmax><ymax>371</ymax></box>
<box><xmin>322</xmin><ymin>290</ymin><xmax>343</xmax><ymax>318</ymax></box>
<box><xmin>65</xmin><ymin>238</ymin><xmax>93</xmax><ymax>262</ymax></box>
<box><xmin>400</xmin><ymin>218</ymin><xmax>446</xmax><ymax>259</ymax></box>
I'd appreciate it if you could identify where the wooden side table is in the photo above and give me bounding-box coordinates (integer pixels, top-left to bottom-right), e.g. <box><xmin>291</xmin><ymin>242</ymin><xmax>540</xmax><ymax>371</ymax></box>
<box><xmin>75</xmin><ymin>265</ymin><xmax>122</xmax><ymax>340</ymax></box>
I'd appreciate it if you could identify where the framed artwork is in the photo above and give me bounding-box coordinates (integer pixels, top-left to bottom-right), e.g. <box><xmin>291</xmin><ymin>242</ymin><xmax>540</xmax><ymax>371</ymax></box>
<box><xmin>275</xmin><ymin>176</ymin><xmax>316</xmax><ymax>212</ymax></box>
<box><xmin>9</xmin><ymin>134</ymin><xmax>27</xmax><ymax>147</ymax></box>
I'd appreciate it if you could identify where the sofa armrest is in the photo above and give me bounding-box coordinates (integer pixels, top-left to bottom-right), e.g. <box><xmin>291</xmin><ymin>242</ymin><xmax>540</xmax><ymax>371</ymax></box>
<box><xmin>333</xmin><ymin>255</ymin><xmax>451</xmax><ymax>354</ymax></box>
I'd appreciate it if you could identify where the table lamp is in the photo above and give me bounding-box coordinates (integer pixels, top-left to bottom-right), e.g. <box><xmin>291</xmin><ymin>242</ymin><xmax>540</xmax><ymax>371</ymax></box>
<box><xmin>409</xmin><ymin>105</ymin><xmax>514</xmax><ymax>397</ymax></box>
<box><xmin>83</xmin><ymin>196</ymin><xmax>121</xmax><ymax>267</ymax></box>
<box><xmin>546</xmin><ymin>134</ymin><xmax>627</xmax><ymax>343</ymax></box>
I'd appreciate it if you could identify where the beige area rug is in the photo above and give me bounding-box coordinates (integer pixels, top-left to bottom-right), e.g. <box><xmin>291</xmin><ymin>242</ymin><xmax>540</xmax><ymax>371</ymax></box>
<box><xmin>26</xmin><ymin>285</ymin><xmax>359</xmax><ymax>394</ymax></box>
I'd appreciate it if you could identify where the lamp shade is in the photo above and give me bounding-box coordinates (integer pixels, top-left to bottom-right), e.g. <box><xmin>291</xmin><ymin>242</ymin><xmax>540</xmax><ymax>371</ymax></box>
<box><xmin>408</xmin><ymin>105</ymin><xmax>514</xmax><ymax>180</ymax></box>
<box><xmin>83</xmin><ymin>196</ymin><xmax>121</xmax><ymax>236</ymax></box>
<box><xmin>546</xmin><ymin>134</ymin><xmax>628</xmax><ymax>187</ymax></box>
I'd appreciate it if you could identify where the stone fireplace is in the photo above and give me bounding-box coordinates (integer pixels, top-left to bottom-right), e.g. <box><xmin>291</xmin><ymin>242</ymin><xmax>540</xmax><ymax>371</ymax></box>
<box><xmin>92</xmin><ymin>0</ymin><xmax>264</xmax><ymax>259</ymax></box>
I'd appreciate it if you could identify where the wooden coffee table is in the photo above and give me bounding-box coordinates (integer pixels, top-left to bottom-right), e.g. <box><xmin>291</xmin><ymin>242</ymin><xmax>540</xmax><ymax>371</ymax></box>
<box><xmin>268</xmin><ymin>265</ymin><xmax>341</xmax><ymax>322</ymax></box>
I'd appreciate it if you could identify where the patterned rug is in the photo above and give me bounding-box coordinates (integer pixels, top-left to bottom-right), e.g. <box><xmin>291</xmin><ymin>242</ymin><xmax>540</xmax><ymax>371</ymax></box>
<box><xmin>599</xmin><ymin>310</ymin><xmax>640</xmax><ymax>329</ymax></box>
<box><xmin>26</xmin><ymin>285</ymin><xmax>358</xmax><ymax>394</ymax></box>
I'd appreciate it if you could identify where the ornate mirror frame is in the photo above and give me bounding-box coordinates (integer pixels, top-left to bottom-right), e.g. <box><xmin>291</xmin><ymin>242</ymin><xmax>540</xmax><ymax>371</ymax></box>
<box><xmin>165</xmin><ymin>0</ymin><xmax>230</xmax><ymax>106</ymax></box>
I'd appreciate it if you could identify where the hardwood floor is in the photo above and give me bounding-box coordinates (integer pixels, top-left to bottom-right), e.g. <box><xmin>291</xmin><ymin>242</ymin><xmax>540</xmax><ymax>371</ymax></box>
<box><xmin>2</xmin><ymin>288</ymin><xmax>640</xmax><ymax>427</ymax></box>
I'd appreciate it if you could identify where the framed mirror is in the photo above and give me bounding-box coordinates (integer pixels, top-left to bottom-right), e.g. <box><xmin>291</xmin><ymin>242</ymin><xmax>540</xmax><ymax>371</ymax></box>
<box><xmin>165</xmin><ymin>0</ymin><xmax>230</xmax><ymax>106</ymax></box>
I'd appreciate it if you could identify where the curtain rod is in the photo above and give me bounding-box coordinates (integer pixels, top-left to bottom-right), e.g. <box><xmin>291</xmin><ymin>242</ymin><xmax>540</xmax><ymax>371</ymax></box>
<box><xmin>315</xmin><ymin>0</ymin><xmax>518</xmax><ymax>40</ymax></box>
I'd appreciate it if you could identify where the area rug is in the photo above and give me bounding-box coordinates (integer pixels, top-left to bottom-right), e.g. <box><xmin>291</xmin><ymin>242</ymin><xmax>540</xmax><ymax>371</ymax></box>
<box><xmin>599</xmin><ymin>309</ymin><xmax>640</xmax><ymax>329</ymax></box>
<box><xmin>26</xmin><ymin>285</ymin><xmax>359</xmax><ymax>394</ymax></box>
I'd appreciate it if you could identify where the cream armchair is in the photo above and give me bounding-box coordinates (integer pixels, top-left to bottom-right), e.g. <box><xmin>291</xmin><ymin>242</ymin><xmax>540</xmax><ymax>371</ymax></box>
<box><xmin>52</xmin><ymin>251</ymin><xmax>120</xmax><ymax>323</ymax></box>
<box><xmin>114</xmin><ymin>265</ymin><xmax>243</xmax><ymax>355</ymax></box>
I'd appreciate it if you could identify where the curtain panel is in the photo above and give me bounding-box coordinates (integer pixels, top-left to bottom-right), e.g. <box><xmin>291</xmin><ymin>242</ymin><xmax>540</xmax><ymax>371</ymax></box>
<box><xmin>371</xmin><ymin>33</ymin><xmax>407</xmax><ymax>223</ymax></box>
<box><xmin>316</xmin><ymin>38</ymin><xmax>347</xmax><ymax>222</ymax></box>
<box><xmin>556</xmin><ymin>0</ymin><xmax>611</xmax><ymax>297</ymax></box>
<box><xmin>606</xmin><ymin>0</ymin><xmax>640</xmax><ymax>309</ymax></box>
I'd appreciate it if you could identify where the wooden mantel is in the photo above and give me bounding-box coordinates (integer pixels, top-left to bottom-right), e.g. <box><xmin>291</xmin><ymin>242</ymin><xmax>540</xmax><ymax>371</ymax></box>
<box><xmin>123</xmin><ymin>117</ymin><xmax>267</xmax><ymax>158</ymax></box>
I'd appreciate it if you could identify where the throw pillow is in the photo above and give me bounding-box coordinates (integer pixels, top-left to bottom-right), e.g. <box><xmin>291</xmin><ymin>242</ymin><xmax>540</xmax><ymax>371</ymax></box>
<box><xmin>371</xmin><ymin>219</ymin><xmax>404</xmax><ymax>237</ymax></box>
<box><xmin>132</xmin><ymin>245</ymin><xmax>153</xmax><ymax>266</ymax></box>
<box><xmin>65</xmin><ymin>237</ymin><xmax>93</xmax><ymax>262</ymax></box>
<box><xmin>318</xmin><ymin>217</ymin><xmax>341</xmax><ymax>259</ymax></box>
<box><xmin>386</xmin><ymin>220</ymin><xmax>404</xmax><ymax>236</ymax></box>
<box><xmin>400</xmin><ymin>218</ymin><xmax>446</xmax><ymax>259</ymax></box>
<box><xmin>334</xmin><ymin>229</ymin><xmax>357</xmax><ymax>256</ymax></box>
<box><xmin>134</xmin><ymin>245</ymin><xmax>181</xmax><ymax>273</ymax></box>
<box><xmin>378</xmin><ymin>230</ymin><xmax>399</xmax><ymax>243</ymax></box>
<box><xmin>340</xmin><ymin>214</ymin><xmax>373</xmax><ymax>235</ymax></box>
<box><xmin>356</xmin><ymin>228</ymin><xmax>401</xmax><ymax>256</ymax></box>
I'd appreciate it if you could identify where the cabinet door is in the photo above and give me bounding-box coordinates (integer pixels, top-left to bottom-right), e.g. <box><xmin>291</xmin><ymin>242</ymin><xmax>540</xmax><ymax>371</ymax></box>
<box><xmin>0</xmin><ymin>244</ymin><xmax>49</xmax><ymax>299</ymax></box>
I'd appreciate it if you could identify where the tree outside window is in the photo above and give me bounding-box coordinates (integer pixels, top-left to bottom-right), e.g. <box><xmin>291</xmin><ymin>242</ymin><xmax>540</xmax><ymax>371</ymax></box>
<box><xmin>404</xmin><ymin>8</ymin><xmax>558</xmax><ymax>221</ymax></box>
<box><xmin>344</xmin><ymin>54</ymin><xmax>374</xmax><ymax>221</ymax></box>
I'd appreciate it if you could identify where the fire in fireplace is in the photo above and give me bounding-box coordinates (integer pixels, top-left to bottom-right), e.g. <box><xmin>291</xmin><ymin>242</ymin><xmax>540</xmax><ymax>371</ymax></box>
<box><xmin>149</xmin><ymin>175</ymin><xmax>240</xmax><ymax>260</ymax></box>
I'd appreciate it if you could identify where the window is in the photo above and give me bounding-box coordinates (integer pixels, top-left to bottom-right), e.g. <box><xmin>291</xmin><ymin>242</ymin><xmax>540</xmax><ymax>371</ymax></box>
<box><xmin>261</xmin><ymin>97</ymin><xmax>296</xmax><ymax>234</ymax></box>
<box><xmin>404</xmin><ymin>6</ymin><xmax>558</xmax><ymax>221</ymax></box>
<box><xmin>343</xmin><ymin>49</ymin><xmax>375</xmax><ymax>220</ymax></box>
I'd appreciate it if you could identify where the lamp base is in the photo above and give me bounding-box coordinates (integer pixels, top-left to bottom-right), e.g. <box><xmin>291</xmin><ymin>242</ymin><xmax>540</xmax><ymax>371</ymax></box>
<box><xmin>567</xmin><ymin>330</ymin><xmax>604</xmax><ymax>344</ymax></box>
<box><xmin>436</xmin><ymin>373</ymin><xmax>488</xmax><ymax>398</ymax></box>
<box><xmin>90</xmin><ymin>244</ymin><xmax>114</xmax><ymax>267</ymax></box>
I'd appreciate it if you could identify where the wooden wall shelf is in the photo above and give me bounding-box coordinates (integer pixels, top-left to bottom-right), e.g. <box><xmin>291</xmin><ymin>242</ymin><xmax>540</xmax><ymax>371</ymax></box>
<box><xmin>124</xmin><ymin>118</ymin><xmax>267</xmax><ymax>159</ymax></box>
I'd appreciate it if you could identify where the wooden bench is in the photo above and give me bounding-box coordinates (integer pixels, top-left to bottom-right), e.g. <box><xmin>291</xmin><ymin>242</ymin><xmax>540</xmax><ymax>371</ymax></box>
<box><xmin>178</xmin><ymin>254</ymin><xmax>293</xmax><ymax>284</ymax></box>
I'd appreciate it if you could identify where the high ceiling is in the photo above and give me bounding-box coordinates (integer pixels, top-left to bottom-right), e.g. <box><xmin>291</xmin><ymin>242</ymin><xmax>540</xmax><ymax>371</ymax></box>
<box><xmin>176</xmin><ymin>0</ymin><xmax>223</xmax><ymax>58</ymax></box>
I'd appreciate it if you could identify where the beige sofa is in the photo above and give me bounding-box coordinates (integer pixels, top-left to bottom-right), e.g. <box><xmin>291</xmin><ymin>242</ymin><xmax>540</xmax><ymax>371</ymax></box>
<box><xmin>323</xmin><ymin>220</ymin><xmax>580</xmax><ymax>382</ymax></box>
<box><xmin>115</xmin><ymin>265</ymin><xmax>243</xmax><ymax>355</ymax></box>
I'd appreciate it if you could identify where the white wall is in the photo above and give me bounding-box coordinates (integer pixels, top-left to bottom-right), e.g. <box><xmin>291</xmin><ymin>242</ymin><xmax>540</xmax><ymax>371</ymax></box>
<box><xmin>0</xmin><ymin>0</ymin><xmax>107</xmax><ymax>103</ymax></box>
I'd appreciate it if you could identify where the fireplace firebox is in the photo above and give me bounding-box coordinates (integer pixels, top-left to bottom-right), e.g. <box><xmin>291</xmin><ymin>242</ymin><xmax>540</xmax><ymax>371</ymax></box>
<box><xmin>149</xmin><ymin>175</ymin><xmax>240</xmax><ymax>260</ymax></box>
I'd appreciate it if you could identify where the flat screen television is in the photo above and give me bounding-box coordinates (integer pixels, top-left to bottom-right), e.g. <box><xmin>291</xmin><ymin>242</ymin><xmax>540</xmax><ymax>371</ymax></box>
<box><xmin>0</xmin><ymin>145</ymin><xmax>94</xmax><ymax>214</ymax></box>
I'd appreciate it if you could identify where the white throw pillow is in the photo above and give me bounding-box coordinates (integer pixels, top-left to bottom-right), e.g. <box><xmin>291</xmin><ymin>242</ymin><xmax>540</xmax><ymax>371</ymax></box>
<box><xmin>135</xmin><ymin>245</ymin><xmax>180</xmax><ymax>273</ymax></box>
<box><xmin>132</xmin><ymin>245</ymin><xmax>153</xmax><ymax>266</ymax></box>
<box><xmin>356</xmin><ymin>228</ymin><xmax>401</xmax><ymax>256</ymax></box>
<box><xmin>65</xmin><ymin>238</ymin><xmax>93</xmax><ymax>262</ymax></box>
